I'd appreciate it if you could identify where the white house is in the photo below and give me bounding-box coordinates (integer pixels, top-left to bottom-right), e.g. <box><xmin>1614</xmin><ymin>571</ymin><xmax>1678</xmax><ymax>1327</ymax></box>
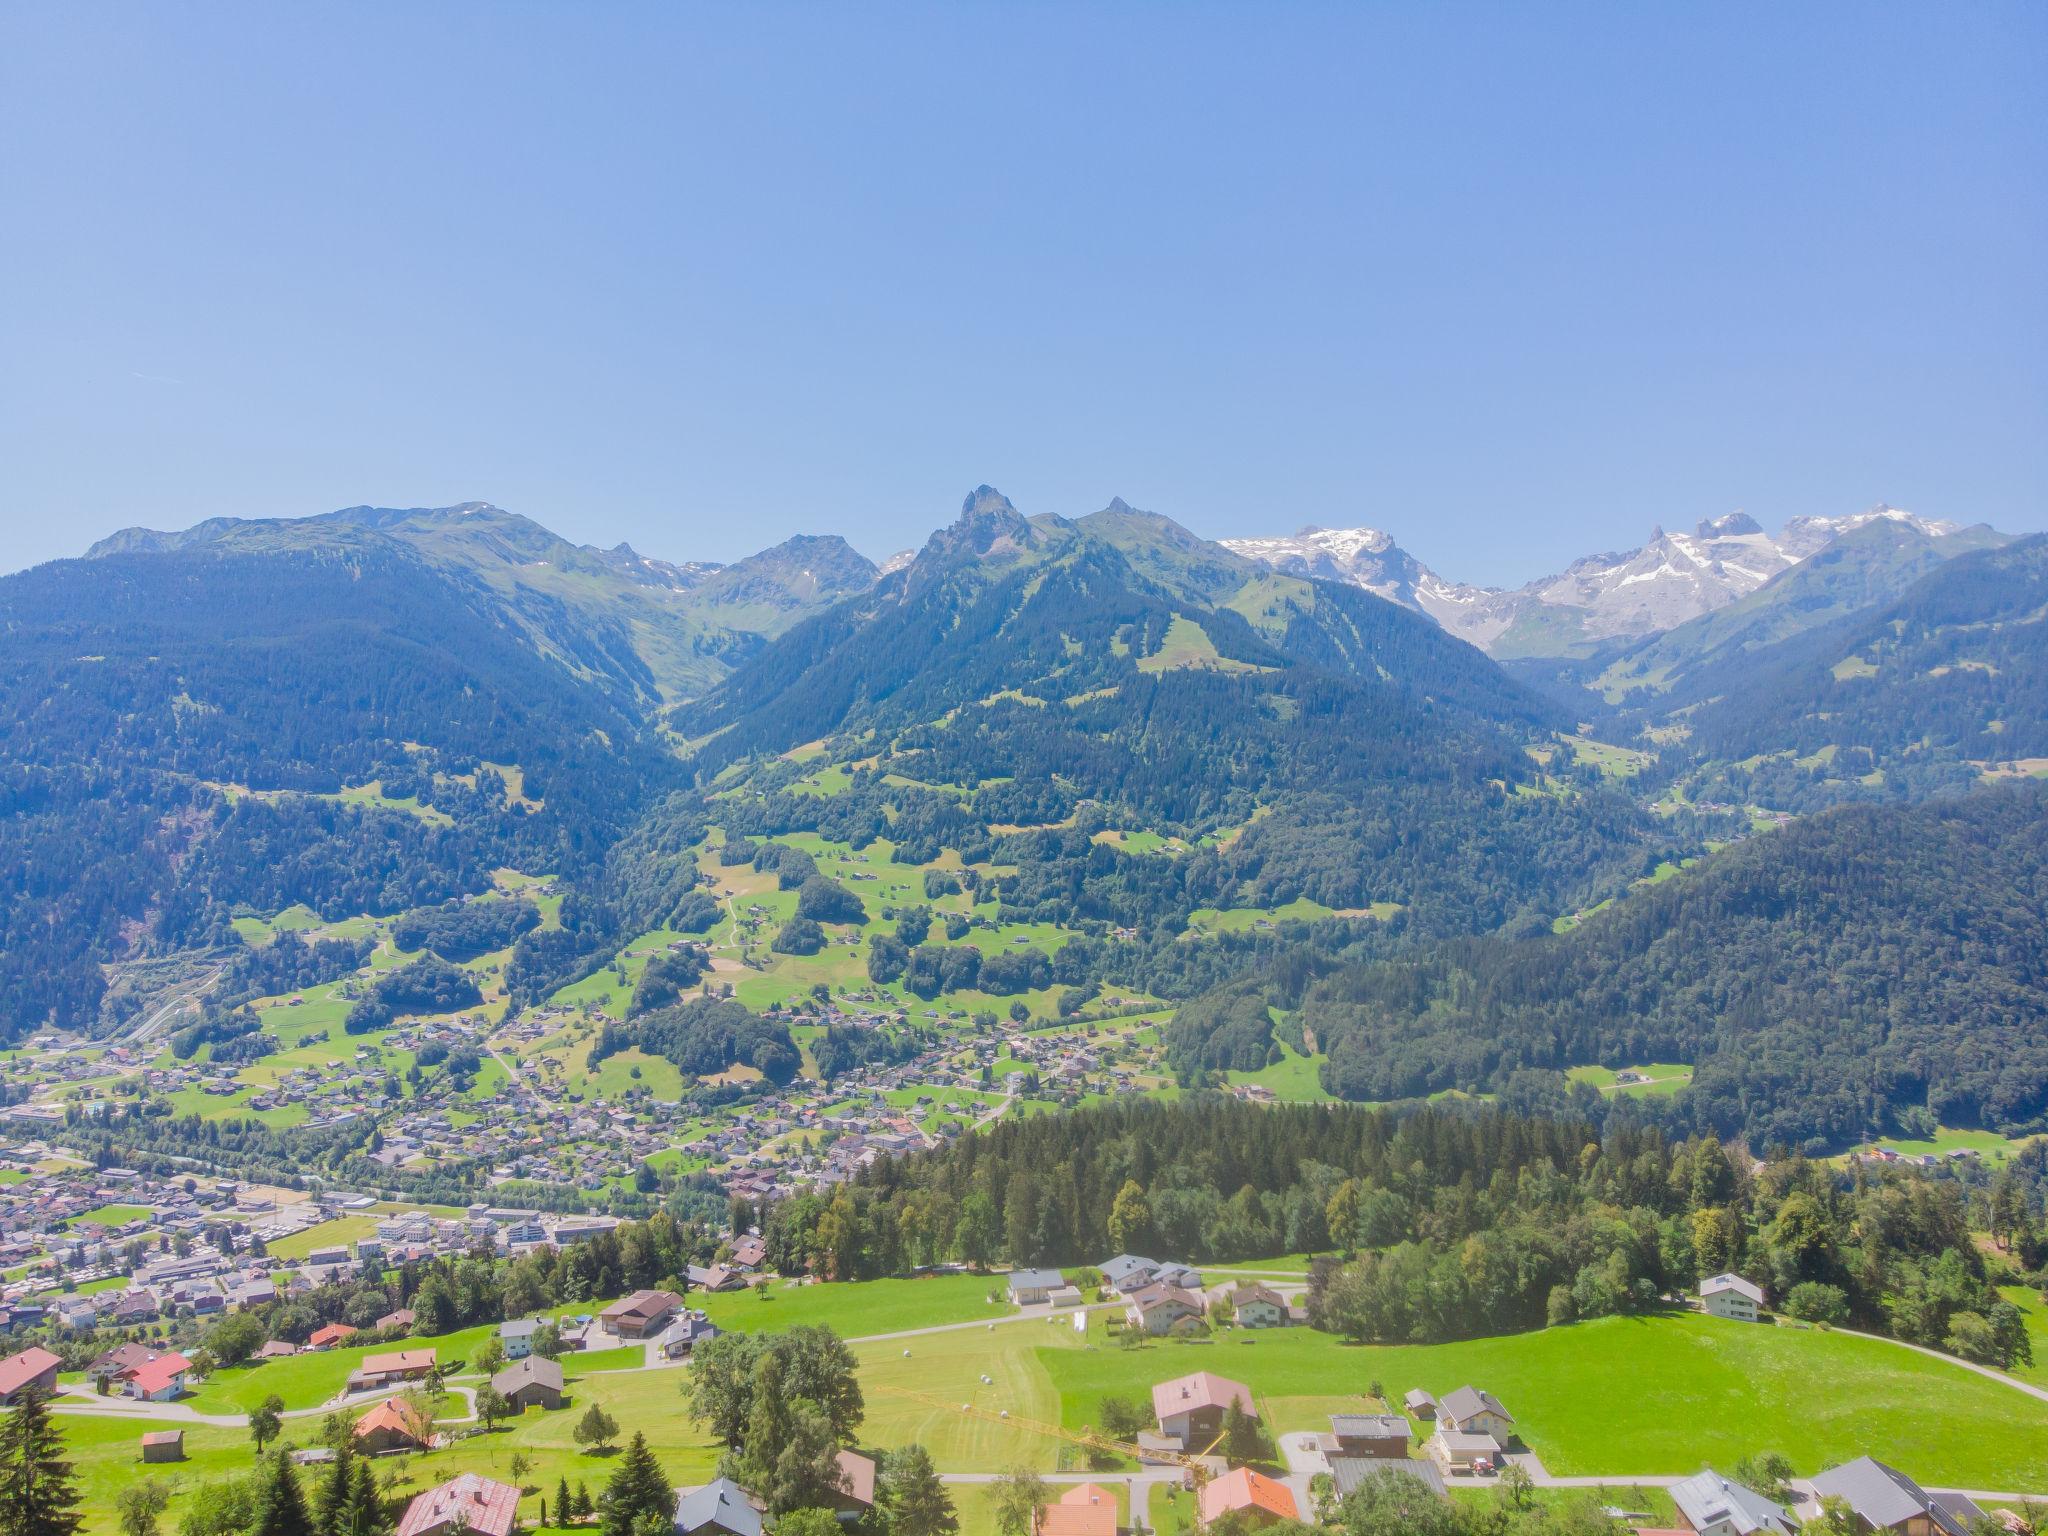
<box><xmin>1699</xmin><ymin>1273</ymin><xmax>1765</xmax><ymax>1323</ymax></box>
<box><xmin>499</xmin><ymin>1318</ymin><xmax>539</xmax><ymax>1360</ymax></box>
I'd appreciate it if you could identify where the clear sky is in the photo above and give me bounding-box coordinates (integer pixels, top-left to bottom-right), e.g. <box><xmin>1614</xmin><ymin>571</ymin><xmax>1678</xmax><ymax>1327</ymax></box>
<box><xmin>2</xmin><ymin>3</ymin><xmax>2042</xmax><ymax>584</ymax></box>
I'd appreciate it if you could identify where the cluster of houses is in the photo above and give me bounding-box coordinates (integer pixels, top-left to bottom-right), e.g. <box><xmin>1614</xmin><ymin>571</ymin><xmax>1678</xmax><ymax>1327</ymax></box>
<box><xmin>1659</xmin><ymin>1459</ymin><xmax>1994</xmax><ymax>1536</ymax></box>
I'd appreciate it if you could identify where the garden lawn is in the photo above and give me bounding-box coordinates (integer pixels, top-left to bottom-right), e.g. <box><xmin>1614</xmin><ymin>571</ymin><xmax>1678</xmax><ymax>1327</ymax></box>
<box><xmin>266</xmin><ymin>1215</ymin><xmax>377</xmax><ymax>1261</ymax></box>
<box><xmin>1038</xmin><ymin>1312</ymin><xmax>2048</xmax><ymax>1488</ymax></box>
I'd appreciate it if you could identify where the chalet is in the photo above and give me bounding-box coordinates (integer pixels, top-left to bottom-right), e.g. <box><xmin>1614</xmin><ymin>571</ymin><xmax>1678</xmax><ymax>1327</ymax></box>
<box><xmin>1227</xmin><ymin>1284</ymin><xmax>1288</xmax><ymax>1328</ymax></box>
<box><xmin>1795</xmin><ymin>1458</ymin><xmax>1986</xmax><ymax>1536</ymax></box>
<box><xmin>0</xmin><ymin>1346</ymin><xmax>62</xmax><ymax>1404</ymax></box>
<box><xmin>396</xmin><ymin>1474</ymin><xmax>521</xmax><ymax>1536</ymax></box>
<box><xmin>600</xmin><ymin>1288</ymin><xmax>683</xmax><ymax>1339</ymax></box>
<box><xmin>86</xmin><ymin>1342</ymin><xmax>158</xmax><ymax>1383</ymax></box>
<box><xmin>729</xmin><ymin>1235</ymin><xmax>767</xmax><ymax>1271</ymax></box>
<box><xmin>1152</xmin><ymin>1370</ymin><xmax>1255</xmax><ymax>1449</ymax></box>
<box><xmin>1324</xmin><ymin>1414</ymin><xmax>1410</xmax><ymax>1459</ymax></box>
<box><xmin>1124</xmin><ymin>1282</ymin><xmax>1203</xmax><ymax>1336</ymax></box>
<box><xmin>1037</xmin><ymin>1483</ymin><xmax>1119</xmax><ymax>1536</ymax></box>
<box><xmin>673</xmin><ymin>1478</ymin><xmax>767</xmax><ymax>1536</ymax></box>
<box><xmin>307</xmin><ymin>1322</ymin><xmax>359</xmax><ymax>1351</ymax></box>
<box><xmin>1198</xmin><ymin>1468</ymin><xmax>1298</xmax><ymax>1528</ymax></box>
<box><xmin>688</xmin><ymin>1264</ymin><xmax>745</xmax><ymax>1293</ymax></box>
<box><xmin>140</xmin><ymin>1430</ymin><xmax>186</xmax><ymax>1464</ymax></box>
<box><xmin>376</xmin><ymin>1309</ymin><xmax>417</xmax><ymax>1332</ymax></box>
<box><xmin>493</xmin><ymin>1356</ymin><xmax>565</xmax><ymax>1413</ymax></box>
<box><xmin>1699</xmin><ymin>1274</ymin><xmax>1766</xmax><ymax>1323</ymax></box>
<box><xmin>350</xmin><ymin>1349</ymin><xmax>436</xmax><ymax>1391</ymax></box>
<box><xmin>1671</xmin><ymin>1471</ymin><xmax>1794</xmax><ymax>1536</ymax></box>
<box><xmin>1006</xmin><ymin>1268</ymin><xmax>1065</xmax><ymax>1306</ymax></box>
<box><xmin>353</xmin><ymin>1396</ymin><xmax>434</xmax><ymax>1454</ymax></box>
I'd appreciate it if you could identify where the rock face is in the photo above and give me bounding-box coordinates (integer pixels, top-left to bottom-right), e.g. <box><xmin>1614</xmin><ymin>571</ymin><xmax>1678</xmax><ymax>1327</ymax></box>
<box><xmin>1223</xmin><ymin>506</ymin><xmax>1970</xmax><ymax>658</ymax></box>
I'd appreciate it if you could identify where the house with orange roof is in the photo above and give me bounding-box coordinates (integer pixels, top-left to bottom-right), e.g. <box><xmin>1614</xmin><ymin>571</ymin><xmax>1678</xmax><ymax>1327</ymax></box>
<box><xmin>307</xmin><ymin>1322</ymin><xmax>359</xmax><ymax>1351</ymax></box>
<box><xmin>349</xmin><ymin>1348</ymin><xmax>436</xmax><ymax>1391</ymax></box>
<box><xmin>1037</xmin><ymin>1483</ymin><xmax>1120</xmax><ymax>1536</ymax></box>
<box><xmin>1198</xmin><ymin>1468</ymin><xmax>1298</xmax><ymax>1528</ymax></box>
<box><xmin>353</xmin><ymin>1396</ymin><xmax>434</xmax><ymax>1454</ymax></box>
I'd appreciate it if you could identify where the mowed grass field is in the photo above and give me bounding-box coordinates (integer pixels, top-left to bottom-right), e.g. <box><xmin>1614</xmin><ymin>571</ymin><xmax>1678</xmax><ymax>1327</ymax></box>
<box><xmin>1038</xmin><ymin>1314</ymin><xmax>2048</xmax><ymax>1487</ymax></box>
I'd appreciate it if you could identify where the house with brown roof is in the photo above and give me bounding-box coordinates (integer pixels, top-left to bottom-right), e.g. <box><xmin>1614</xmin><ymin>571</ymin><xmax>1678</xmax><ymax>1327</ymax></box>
<box><xmin>831</xmin><ymin>1450</ymin><xmax>876</xmax><ymax>1522</ymax></box>
<box><xmin>349</xmin><ymin>1349</ymin><xmax>436</xmax><ymax>1392</ymax></box>
<box><xmin>1198</xmin><ymin>1468</ymin><xmax>1298</xmax><ymax>1528</ymax></box>
<box><xmin>599</xmin><ymin>1288</ymin><xmax>683</xmax><ymax>1339</ymax></box>
<box><xmin>307</xmin><ymin>1322</ymin><xmax>359</xmax><ymax>1351</ymax></box>
<box><xmin>396</xmin><ymin>1474</ymin><xmax>520</xmax><ymax>1536</ymax></box>
<box><xmin>493</xmin><ymin>1355</ymin><xmax>564</xmax><ymax>1412</ymax></box>
<box><xmin>1125</xmin><ymin>1282</ymin><xmax>1204</xmax><ymax>1336</ymax></box>
<box><xmin>1151</xmin><ymin>1371</ymin><xmax>1255</xmax><ymax>1449</ymax></box>
<box><xmin>0</xmin><ymin>1347</ymin><xmax>62</xmax><ymax>1404</ymax></box>
<box><xmin>1227</xmin><ymin>1284</ymin><xmax>1289</xmax><ymax>1328</ymax></box>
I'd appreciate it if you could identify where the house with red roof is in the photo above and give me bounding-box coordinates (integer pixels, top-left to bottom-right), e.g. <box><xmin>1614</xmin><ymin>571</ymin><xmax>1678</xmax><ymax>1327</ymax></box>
<box><xmin>1197</xmin><ymin>1468</ymin><xmax>1298</xmax><ymax>1528</ymax></box>
<box><xmin>396</xmin><ymin>1474</ymin><xmax>520</xmax><ymax>1536</ymax></box>
<box><xmin>0</xmin><ymin>1346</ymin><xmax>60</xmax><ymax>1404</ymax></box>
<box><xmin>119</xmin><ymin>1351</ymin><xmax>192</xmax><ymax>1403</ymax></box>
<box><xmin>307</xmin><ymin>1322</ymin><xmax>359</xmax><ymax>1350</ymax></box>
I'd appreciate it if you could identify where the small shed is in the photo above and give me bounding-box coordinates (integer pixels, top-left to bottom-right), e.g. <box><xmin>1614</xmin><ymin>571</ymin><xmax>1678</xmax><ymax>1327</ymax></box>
<box><xmin>141</xmin><ymin>1430</ymin><xmax>185</xmax><ymax>1463</ymax></box>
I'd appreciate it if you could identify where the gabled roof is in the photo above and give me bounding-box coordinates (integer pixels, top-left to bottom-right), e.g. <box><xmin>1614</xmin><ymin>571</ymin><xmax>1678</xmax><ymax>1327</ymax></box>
<box><xmin>1038</xmin><ymin>1483</ymin><xmax>1118</xmax><ymax>1536</ymax></box>
<box><xmin>1329</xmin><ymin>1413</ymin><xmax>1409</xmax><ymax>1439</ymax></box>
<box><xmin>674</xmin><ymin>1478</ymin><xmax>764</xmax><ymax>1536</ymax></box>
<box><xmin>1809</xmin><ymin>1458</ymin><xmax>1983</xmax><ymax>1536</ymax></box>
<box><xmin>1006</xmin><ymin>1267</ymin><xmax>1065</xmax><ymax>1291</ymax></box>
<box><xmin>1327</xmin><ymin>1457</ymin><xmax>1446</xmax><ymax>1501</ymax></box>
<box><xmin>397</xmin><ymin>1474</ymin><xmax>521</xmax><ymax>1536</ymax></box>
<box><xmin>1151</xmin><ymin>1370</ymin><xmax>1254</xmax><ymax>1421</ymax></box>
<box><xmin>493</xmin><ymin>1355</ymin><xmax>564</xmax><ymax>1394</ymax></box>
<box><xmin>1198</xmin><ymin>1467</ymin><xmax>1298</xmax><ymax>1524</ymax></box>
<box><xmin>1671</xmin><ymin>1471</ymin><xmax>1792</xmax><ymax>1536</ymax></box>
<box><xmin>835</xmin><ymin>1449</ymin><xmax>876</xmax><ymax>1508</ymax></box>
<box><xmin>1438</xmin><ymin>1385</ymin><xmax>1512</xmax><ymax>1425</ymax></box>
<box><xmin>353</xmin><ymin>1396</ymin><xmax>433</xmax><ymax>1445</ymax></box>
<box><xmin>0</xmin><ymin>1347</ymin><xmax>62</xmax><ymax>1395</ymax></box>
<box><xmin>1700</xmin><ymin>1273</ymin><xmax>1766</xmax><ymax>1304</ymax></box>
<box><xmin>600</xmin><ymin>1288</ymin><xmax>681</xmax><ymax>1322</ymax></box>
<box><xmin>1127</xmin><ymin>1281</ymin><xmax>1202</xmax><ymax>1315</ymax></box>
<box><xmin>123</xmin><ymin>1353</ymin><xmax>191</xmax><ymax>1396</ymax></box>
<box><xmin>360</xmin><ymin>1349</ymin><xmax>435</xmax><ymax>1376</ymax></box>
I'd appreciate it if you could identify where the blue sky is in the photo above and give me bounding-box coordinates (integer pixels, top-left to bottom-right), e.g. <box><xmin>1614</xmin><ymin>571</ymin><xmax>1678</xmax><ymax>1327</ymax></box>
<box><xmin>2</xmin><ymin>3</ymin><xmax>2041</xmax><ymax>582</ymax></box>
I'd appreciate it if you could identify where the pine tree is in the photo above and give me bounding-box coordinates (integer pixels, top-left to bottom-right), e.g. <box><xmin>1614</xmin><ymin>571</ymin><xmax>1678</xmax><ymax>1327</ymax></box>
<box><xmin>0</xmin><ymin>1387</ymin><xmax>84</xmax><ymax>1536</ymax></box>
<box><xmin>558</xmin><ymin>1477</ymin><xmax>575</xmax><ymax>1527</ymax></box>
<box><xmin>250</xmin><ymin>1451</ymin><xmax>312</xmax><ymax>1536</ymax></box>
<box><xmin>312</xmin><ymin>1443</ymin><xmax>355</xmax><ymax>1536</ymax></box>
<box><xmin>882</xmin><ymin>1446</ymin><xmax>957</xmax><ymax>1536</ymax></box>
<box><xmin>598</xmin><ymin>1433</ymin><xmax>672</xmax><ymax>1536</ymax></box>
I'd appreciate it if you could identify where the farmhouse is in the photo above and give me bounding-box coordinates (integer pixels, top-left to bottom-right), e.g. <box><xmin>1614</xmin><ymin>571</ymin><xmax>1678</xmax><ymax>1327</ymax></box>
<box><xmin>1437</xmin><ymin>1386</ymin><xmax>1514</xmax><ymax>1439</ymax></box>
<box><xmin>600</xmin><ymin>1288</ymin><xmax>683</xmax><ymax>1339</ymax></box>
<box><xmin>0</xmin><ymin>1347</ymin><xmax>61</xmax><ymax>1404</ymax></box>
<box><xmin>493</xmin><ymin>1355</ymin><xmax>564</xmax><ymax>1412</ymax></box>
<box><xmin>1699</xmin><ymin>1274</ymin><xmax>1766</xmax><ymax>1323</ymax></box>
<box><xmin>1198</xmin><ymin>1467</ymin><xmax>1298</xmax><ymax>1528</ymax></box>
<box><xmin>1671</xmin><ymin>1471</ymin><xmax>1794</xmax><ymax>1536</ymax></box>
<box><xmin>307</xmin><ymin>1322</ymin><xmax>359</xmax><ymax>1351</ymax></box>
<box><xmin>1037</xmin><ymin>1483</ymin><xmax>1120</xmax><ymax>1536</ymax></box>
<box><xmin>396</xmin><ymin>1474</ymin><xmax>521</xmax><ymax>1536</ymax></box>
<box><xmin>1006</xmin><ymin>1268</ymin><xmax>1065</xmax><ymax>1306</ymax></box>
<box><xmin>1152</xmin><ymin>1370</ymin><xmax>1255</xmax><ymax>1449</ymax></box>
<box><xmin>1795</xmin><ymin>1457</ymin><xmax>1987</xmax><ymax>1536</ymax></box>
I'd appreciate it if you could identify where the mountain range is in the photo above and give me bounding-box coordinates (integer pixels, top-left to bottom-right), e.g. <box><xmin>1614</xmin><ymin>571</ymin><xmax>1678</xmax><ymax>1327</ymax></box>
<box><xmin>1219</xmin><ymin>505</ymin><xmax>1993</xmax><ymax>660</ymax></box>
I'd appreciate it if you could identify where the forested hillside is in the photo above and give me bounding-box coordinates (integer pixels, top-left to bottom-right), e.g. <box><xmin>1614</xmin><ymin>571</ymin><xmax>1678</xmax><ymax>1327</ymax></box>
<box><xmin>1168</xmin><ymin>781</ymin><xmax>2048</xmax><ymax>1150</ymax></box>
<box><xmin>0</xmin><ymin>542</ymin><xmax>675</xmax><ymax>1030</ymax></box>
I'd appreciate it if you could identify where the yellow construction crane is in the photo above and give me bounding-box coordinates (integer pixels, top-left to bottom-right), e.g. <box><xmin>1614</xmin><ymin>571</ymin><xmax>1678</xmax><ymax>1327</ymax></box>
<box><xmin>871</xmin><ymin>1383</ymin><xmax>1221</xmax><ymax>1480</ymax></box>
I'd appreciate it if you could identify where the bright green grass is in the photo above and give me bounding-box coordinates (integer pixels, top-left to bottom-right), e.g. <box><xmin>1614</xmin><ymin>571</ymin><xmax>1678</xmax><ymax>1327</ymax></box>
<box><xmin>1565</xmin><ymin>1063</ymin><xmax>1694</xmax><ymax>1099</ymax></box>
<box><xmin>69</xmin><ymin>1203</ymin><xmax>151</xmax><ymax>1228</ymax></box>
<box><xmin>1844</xmin><ymin>1126</ymin><xmax>2043</xmax><ymax>1168</ymax></box>
<box><xmin>266</xmin><ymin>1215</ymin><xmax>377</xmax><ymax>1261</ymax></box>
<box><xmin>1224</xmin><ymin>1039</ymin><xmax>1332</xmax><ymax>1103</ymax></box>
<box><xmin>694</xmin><ymin>1272</ymin><xmax>1008</xmax><ymax>1338</ymax></box>
<box><xmin>1039</xmin><ymin>1313</ymin><xmax>2048</xmax><ymax>1486</ymax></box>
<box><xmin>1998</xmin><ymin>1286</ymin><xmax>2048</xmax><ymax>1388</ymax></box>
